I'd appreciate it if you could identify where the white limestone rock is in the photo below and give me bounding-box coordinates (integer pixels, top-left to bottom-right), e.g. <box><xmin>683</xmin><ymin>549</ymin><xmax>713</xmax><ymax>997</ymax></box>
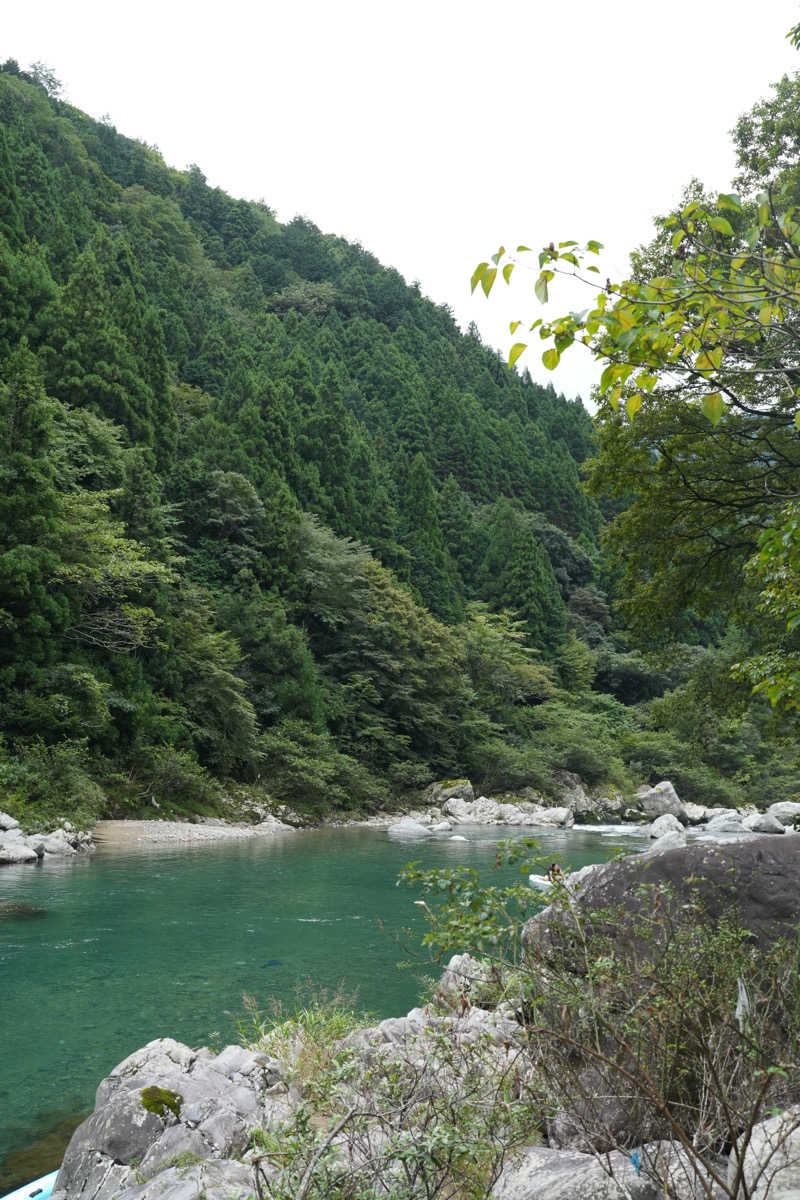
<box><xmin>768</xmin><ymin>801</ymin><xmax>800</xmax><ymax>828</ymax></box>
<box><xmin>641</xmin><ymin>829</ymin><xmax>686</xmax><ymax>857</ymax></box>
<box><xmin>728</xmin><ymin>1104</ymin><xmax>800</xmax><ymax>1198</ymax></box>
<box><xmin>648</xmin><ymin>813</ymin><xmax>684</xmax><ymax>838</ymax></box>
<box><xmin>742</xmin><ymin>811</ymin><xmax>786</xmax><ymax>835</ymax></box>
<box><xmin>0</xmin><ymin>841</ymin><xmax>39</xmax><ymax>864</ymax></box>
<box><xmin>387</xmin><ymin>818</ymin><xmax>431</xmax><ymax>839</ymax></box>
<box><xmin>637</xmin><ymin>781</ymin><xmax>687</xmax><ymax>821</ymax></box>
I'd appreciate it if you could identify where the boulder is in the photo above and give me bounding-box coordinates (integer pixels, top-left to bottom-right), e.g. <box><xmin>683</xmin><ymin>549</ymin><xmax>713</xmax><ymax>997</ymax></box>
<box><xmin>0</xmin><ymin>810</ymin><xmax>19</xmax><ymax>830</ymax></box>
<box><xmin>435</xmin><ymin>952</ymin><xmax>490</xmax><ymax>1007</ymax></box>
<box><xmin>0</xmin><ymin>841</ymin><xmax>39</xmax><ymax>864</ymax></box>
<box><xmin>525</xmin><ymin>835</ymin><xmax>800</xmax><ymax>955</ymax></box>
<box><xmin>637</xmin><ymin>781</ymin><xmax>687</xmax><ymax>822</ymax></box>
<box><xmin>429</xmin><ymin>820</ymin><xmax>452</xmax><ymax>832</ymax></box>
<box><xmin>40</xmin><ymin>829</ymin><xmax>77</xmax><ymax>855</ymax></box>
<box><xmin>530</xmin><ymin>806</ymin><xmax>574</xmax><ymax>828</ymax></box>
<box><xmin>768</xmin><ymin>801</ymin><xmax>800</xmax><ymax>828</ymax></box>
<box><xmin>491</xmin><ymin>1145</ymin><xmax>655</xmax><ymax>1199</ymax></box>
<box><xmin>86</xmin><ymin>1160</ymin><xmax>256</xmax><ymax>1200</ymax></box>
<box><xmin>386</xmin><ymin>818</ymin><xmax>431</xmax><ymax>839</ymax></box>
<box><xmin>22</xmin><ymin>833</ymin><xmax>47</xmax><ymax>857</ymax></box>
<box><xmin>683</xmin><ymin>802</ymin><xmax>714</xmax><ymax>824</ymax></box>
<box><xmin>742</xmin><ymin>811</ymin><xmax>786</xmax><ymax>835</ymax></box>
<box><xmin>592</xmin><ymin>791</ymin><xmax>624</xmax><ymax>817</ymax></box>
<box><xmin>648</xmin><ymin>813</ymin><xmax>684</xmax><ymax>838</ymax></box>
<box><xmin>423</xmin><ymin>779</ymin><xmax>475</xmax><ymax>806</ymax></box>
<box><xmin>641</xmin><ymin>829</ymin><xmax>686</xmax><ymax>857</ymax></box>
<box><xmin>553</xmin><ymin>771</ymin><xmax>593</xmax><ymax>816</ymax></box>
<box><xmin>729</xmin><ymin>1104</ymin><xmax>800</xmax><ymax>1198</ymax></box>
<box><xmin>496</xmin><ymin>803</ymin><xmax>527</xmax><ymax>824</ymax></box>
<box><xmin>472</xmin><ymin>796</ymin><xmax>502</xmax><ymax>822</ymax></box>
<box><xmin>704</xmin><ymin>814</ymin><xmax>746</xmax><ymax>834</ymax></box>
<box><xmin>54</xmin><ymin>1038</ymin><xmax>288</xmax><ymax>1200</ymax></box>
<box><xmin>2</xmin><ymin>826</ymin><xmax>22</xmax><ymax>840</ymax></box>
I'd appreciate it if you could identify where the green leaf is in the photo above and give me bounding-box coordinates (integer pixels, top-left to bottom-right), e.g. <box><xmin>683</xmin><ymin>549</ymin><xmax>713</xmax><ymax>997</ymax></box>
<box><xmin>509</xmin><ymin>320</ymin><xmax>521</xmax><ymax>334</ymax></box>
<box><xmin>701</xmin><ymin>392</ymin><xmax>725</xmax><ymax>424</ymax></box>
<box><xmin>516</xmin><ymin>244</ymin><xmax>531</xmax><ymax>253</ymax></box>
<box><xmin>626</xmin><ymin>393</ymin><xmax>642</xmax><ymax>420</ymax></box>
<box><xmin>759</xmin><ymin>303</ymin><xmax>774</xmax><ymax>325</ymax></box>
<box><xmin>586</xmin><ymin>240</ymin><xmax>603</xmax><ymax>253</ymax></box>
<box><xmin>503</xmin><ymin>262</ymin><xmax>514</xmax><ymax>284</ymax></box>
<box><xmin>480</xmin><ymin>267</ymin><xmax>497</xmax><ymax>297</ymax></box>
<box><xmin>708</xmin><ymin>216</ymin><xmax>734</xmax><ymax>236</ymax></box>
<box><xmin>636</xmin><ymin>372</ymin><xmax>658</xmax><ymax>393</ymax></box>
<box><xmin>671</xmin><ymin>230</ymin><xmax>686</xmax><ymax>252</ymax></box>
<box><xmin>535</xmin><ymin>274</ymin><xmax>549</xmax><ymax>304</ymax></box>
<box><xmin>695</xmin><ymin>346</ymin><xmax>723</xmax><ymax>371</ymax></box>
<box><xmin>491</xmin><ymin>245</ymin><xmax>506</xmax><ymax>265</ymax></box>
<box><xmin>471</xmin><ymin>262</ymin><xmax>489</xmax><ymax>293</ymax></box>
<box><xmin>508</xmin><ymin>342</ymin><xmax>527</xmax><ymax>369</ymax></box>
<box><xmin>717</xmin><ymin>193</ymin><xmax>742</xmax><ymax>213</ymax></box>
<box><xmin>542</xmin><ymin>348</ymin><xmax>560</xmax><ymax>370</ymax></box>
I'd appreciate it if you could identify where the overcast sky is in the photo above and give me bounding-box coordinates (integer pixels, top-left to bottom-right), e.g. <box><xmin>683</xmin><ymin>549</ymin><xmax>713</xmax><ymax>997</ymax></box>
<box><xmin>4</xmin><ymin>1</ymin><xmax>800</xmax><ymax>403</ymax></box>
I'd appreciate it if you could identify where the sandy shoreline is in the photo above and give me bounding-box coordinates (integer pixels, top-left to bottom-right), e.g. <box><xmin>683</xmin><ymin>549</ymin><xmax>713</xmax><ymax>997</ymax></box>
<box><xmin>91</xmin><ymin>818</ymin><xmax>297</xmax><ymax>848</ymax></box>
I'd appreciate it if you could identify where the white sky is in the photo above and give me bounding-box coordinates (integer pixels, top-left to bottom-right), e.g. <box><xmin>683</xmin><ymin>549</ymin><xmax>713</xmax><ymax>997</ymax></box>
<box><xmin>4</xmin><ymin>0</ymin><xmax>800</xmax><ymax>403</ymax></box>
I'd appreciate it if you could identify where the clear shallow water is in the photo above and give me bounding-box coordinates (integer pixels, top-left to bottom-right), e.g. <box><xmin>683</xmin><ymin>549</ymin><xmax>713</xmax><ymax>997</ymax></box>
<box><xmin>0</xmin><ymin>823</ymin><xmax>650</xmax><ymax>1188</ymax></box>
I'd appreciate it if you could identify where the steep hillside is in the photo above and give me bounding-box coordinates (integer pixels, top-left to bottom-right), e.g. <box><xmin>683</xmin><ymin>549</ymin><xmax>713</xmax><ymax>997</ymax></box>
<box><xmin>2</xmin><ymin>60</ymin><xmax>798</xmax><ymax>823</ymax></box>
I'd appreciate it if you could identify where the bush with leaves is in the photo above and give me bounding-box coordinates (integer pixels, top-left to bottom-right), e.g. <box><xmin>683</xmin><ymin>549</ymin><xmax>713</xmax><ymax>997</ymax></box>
<box><xmin>400</xmin><ymin>843</ymin><xmax>800</xmax><ymax>1200</ymax></box>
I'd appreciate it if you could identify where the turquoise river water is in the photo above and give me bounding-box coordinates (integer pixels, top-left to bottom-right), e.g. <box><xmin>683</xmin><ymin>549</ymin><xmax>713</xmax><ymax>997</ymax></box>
<box><xmin>0</xmin><ymin>823</ymin><xmax>650</xmax><ymax>1189</ymax></box>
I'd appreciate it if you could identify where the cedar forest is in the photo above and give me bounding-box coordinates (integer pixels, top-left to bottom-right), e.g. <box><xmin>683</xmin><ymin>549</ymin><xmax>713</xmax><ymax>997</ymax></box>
<box><xmin>2</xmin><ymin>60</ymin><xmax>800</xmax><ymax>828</ymax></box>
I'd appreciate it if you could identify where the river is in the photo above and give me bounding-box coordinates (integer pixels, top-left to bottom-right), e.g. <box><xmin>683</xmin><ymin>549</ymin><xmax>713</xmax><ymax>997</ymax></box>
<box><xmin>0</xmin><ymin>822</ymin><xmax>651</xmax><ymax>1189</ymax></box>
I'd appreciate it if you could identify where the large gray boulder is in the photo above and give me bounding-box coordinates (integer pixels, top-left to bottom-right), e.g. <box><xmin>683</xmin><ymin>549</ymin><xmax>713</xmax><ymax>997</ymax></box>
<box><xmin>729</xmin><ymin>1104</ymin><xmax>800</xmax><ymax>1198</ymax></box>
<box><xmin>705</xmin><ymin>812</ymin><xmax>746</xmax><ymax>834</ymax></box>
<box><xmin>40</xmin><ymin>829</ymin><xmax>77</xmax><ymax>856</ymax></box>
<box><xmin>387</xmin><ymin>818</ymin><xmax>431</xmax><ymax>839</ymax></box>
<box><xmin>648</xmin><ymin>813</ymin><xmax>684</xmax><ymax>838</ymax></box>
<box><xmin>423</xmin><ymin>779</ymin><xmax>475</xmax><ymax>806</ymax></box>
<box><xmin>52</xmin><ymin>1038</ymin><xmax>288</xmax><ymax>1200</ymax></box>
<box><xmin>743</xmin><ymin>811</ymin><xmax>786</xmax><ymax>835</ymax></box>
<box><xmin>525</xmin><ymin>835</ymin><xmax>800</xmax><ymax>956</ymax></box>
<box><xmin>491</xmin><ymin>1145</ymin><xmax>656</xmax><ymax>1199</ymax></box>
<box><xmin>0</xmin><ymin>810</ymin><xmax>19</xmax><ymax>830</ymax></box>
<box><xmin>641</xmin><ymin>828</ymin><xmax>686</xmax><ymax>857</ymax></box>
<box><xmin>637</xmin><ymin>781</ymin><xmax>687</xmax><ymax>822</ymax></box>
<box><xmin>111</xmin><ymin>1160</ymin><xmax>257</xmax><ymax>1200</ymax></box>
<box><xmin>768</xmin><ymin>801</ymin><xmax>800</xmax><ymax>828</ymax></box>
<box><xmin>0</xmin><ymin>840</ymin><xmax>39</xmax><ymax>864</ymax></box>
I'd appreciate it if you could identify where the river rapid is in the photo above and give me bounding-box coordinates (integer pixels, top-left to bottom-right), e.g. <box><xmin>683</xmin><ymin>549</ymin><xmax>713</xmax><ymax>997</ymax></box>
<box><xmin>0</xmin><ymin>822</ymin><xmax>651</xmax><ymax>1189</ymax></box>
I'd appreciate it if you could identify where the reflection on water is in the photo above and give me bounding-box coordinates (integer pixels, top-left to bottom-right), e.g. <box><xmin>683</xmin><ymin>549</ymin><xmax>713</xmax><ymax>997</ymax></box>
<box><xmin>0</xmin><ymin>823</ymin><xmax>650</xmax><ymax>1187</ymax></box>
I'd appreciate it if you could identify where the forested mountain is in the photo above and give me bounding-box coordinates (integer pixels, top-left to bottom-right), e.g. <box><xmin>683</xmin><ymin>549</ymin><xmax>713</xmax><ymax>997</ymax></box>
<box><xmin>2</xmin><ymin>59</ymin><xmax>799</xmax><ymax>825</ymax></box>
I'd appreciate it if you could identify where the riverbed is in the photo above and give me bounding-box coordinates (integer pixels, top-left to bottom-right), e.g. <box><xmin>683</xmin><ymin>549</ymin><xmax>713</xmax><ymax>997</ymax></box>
<box><xmin>0</xmin><ymin>822</ymin><xmax>651</xmax><ymax>1189</ymax></box>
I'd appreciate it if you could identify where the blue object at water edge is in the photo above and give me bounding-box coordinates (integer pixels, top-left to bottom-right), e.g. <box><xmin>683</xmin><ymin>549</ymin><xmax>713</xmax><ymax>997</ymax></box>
<box><xmin>0</xmin><ymin>1169</ymin><xmax>58</xmax><ymax>1200</ymax></box>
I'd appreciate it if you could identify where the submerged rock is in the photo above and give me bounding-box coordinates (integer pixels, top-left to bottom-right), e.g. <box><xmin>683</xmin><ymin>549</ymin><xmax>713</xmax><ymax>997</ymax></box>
<box><xmin>387</xmin><ymin>818</ymin><xmax>431</xmax><ymax>839</ymax></box>
<box><xmin>0</xmin><ymin>900</ymin><xmax>47</xmax><ymax>919</ymax></box>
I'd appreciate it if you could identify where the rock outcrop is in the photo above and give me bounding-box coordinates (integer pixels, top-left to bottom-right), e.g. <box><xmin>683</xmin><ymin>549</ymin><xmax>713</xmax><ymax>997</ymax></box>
<box><xmin>525</xmin><ymin>834</ymin><xmax>800</xmax><ymax>954</ymax></box>
<box><xmin>0</xmin><ymin>815</ymin><xmax>94</xmax><ymax>866</ymax></box>
<box><xmin>52</xmin><ymin>1038</ymin><xmax>290</xmax><ymax>1200</ymax></box>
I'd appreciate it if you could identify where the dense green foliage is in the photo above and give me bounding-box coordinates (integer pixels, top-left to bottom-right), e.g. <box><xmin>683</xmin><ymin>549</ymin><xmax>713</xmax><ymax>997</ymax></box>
<box><xmin>1</xmin><ymin>58</ymin><xmax>798</xmax><ymax>823</ymax></box>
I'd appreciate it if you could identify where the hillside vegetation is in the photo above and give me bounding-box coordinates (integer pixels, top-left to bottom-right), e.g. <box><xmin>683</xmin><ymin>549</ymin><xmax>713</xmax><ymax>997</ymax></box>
<box><xmin>1</xmin><ymin>60</ymin><xmax>798</xmax><ymax>827</ymax></box>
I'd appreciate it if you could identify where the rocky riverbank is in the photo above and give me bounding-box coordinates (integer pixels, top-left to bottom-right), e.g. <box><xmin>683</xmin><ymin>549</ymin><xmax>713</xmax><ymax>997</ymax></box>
<box><xmin>0</xmin><ymin>811</ymin><xmax>93</xmax><ymax>864</ymax></box>
<box><xmin>3</xmin><ymin>771</ymin><xmax>797</xmax><ymax>869</ymax></box>
<box><xmin>47</xmin><ymin>835</ymin><xmax>800</xmax><ymax>1200</ymax></box>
